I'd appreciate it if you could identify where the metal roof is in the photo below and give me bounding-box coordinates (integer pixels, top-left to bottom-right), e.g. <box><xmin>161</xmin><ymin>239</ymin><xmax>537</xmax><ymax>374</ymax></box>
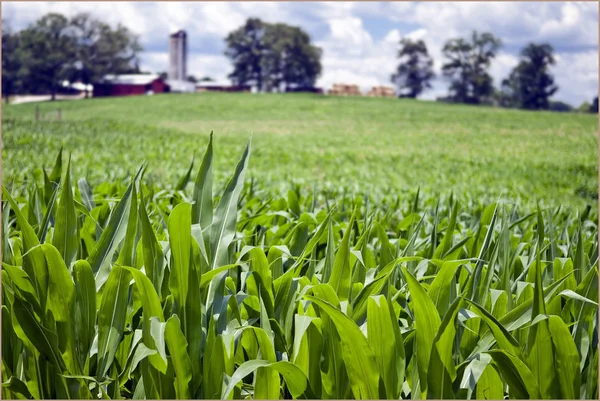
<box><xmin>101</xmin><ymin>74</ymin><xmax>160</xmax><ymax>85</ymax></box>
<box><xmin>196</xmin><ymin>80</ymin><xmax>236</xmax><ymax>87</ymax></box>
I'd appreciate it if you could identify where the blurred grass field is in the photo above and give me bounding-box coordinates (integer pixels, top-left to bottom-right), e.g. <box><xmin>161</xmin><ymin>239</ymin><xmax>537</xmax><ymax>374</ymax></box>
<box><xmin>2</xmin><ymin>92</ymin><xmax>598</xmax><ymax>207</ymax></box>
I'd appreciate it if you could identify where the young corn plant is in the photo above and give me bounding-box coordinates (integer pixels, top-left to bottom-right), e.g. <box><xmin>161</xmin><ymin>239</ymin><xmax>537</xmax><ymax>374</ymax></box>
<box><xmin>1</xmin><ymin>135</ymin><xmax>598</xmax><ymax>400</ymax></box>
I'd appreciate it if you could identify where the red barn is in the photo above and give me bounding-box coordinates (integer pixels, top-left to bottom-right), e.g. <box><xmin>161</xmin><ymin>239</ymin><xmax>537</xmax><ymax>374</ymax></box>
<box><xmin>93</xmin><ymin>74</ymin><xmax>169</xmax><ymax>98</ymax></box>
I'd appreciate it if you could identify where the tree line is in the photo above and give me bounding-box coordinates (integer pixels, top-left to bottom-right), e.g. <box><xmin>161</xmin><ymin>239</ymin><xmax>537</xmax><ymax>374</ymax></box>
<box><xmin>2</xmin><ymin>13</ymin><xmax>141</xmax><ymax>102</ymax></box>
<box><xmin>392</xmin><ymin>31</ymin><xmax>596</xmax><ymax>112</ymax></box>
<box><xmin>2</xmin><ymin>13</ymin><xmax>597</xmax><ymax>113</ymax></box>
<box><xmin>225</xmin><ymin>19</ymin><xmax>596</xmax><ymax>113</ymax></box>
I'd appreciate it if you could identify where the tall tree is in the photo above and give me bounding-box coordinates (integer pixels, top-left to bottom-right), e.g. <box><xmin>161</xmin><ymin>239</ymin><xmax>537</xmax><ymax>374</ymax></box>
<box><xmin>224</xmin><ymin>18</ymin><xmax>322</xmax><ymax>92</ymax></box>
<box><xmin>2</xmin><ymin>22</ymin><xmax>23</xmax><ymax>103</ymax></box>
<box><xmin>17</xmin><ymin>13</ymin><xmax>77</xmax><ymax>100</ymax></box>
<box><xmin>502</xmin><ymin>43</ymin><xmax>558</xmax><ymax>110</ymax></box>
<box><xmin>69</xmin><ymin>13</ymin><xmax>142</xmax><ymax>97</ymax></box>
<box><xmin>441</xmin><ymin>31</ymin><xmax>502</xmax><ymax>104</ymax></box>
<box><xmin>391</xmin><ymin>38</ymin><xmax>435</xmax><ymax>98</ymax></box>
<box><xmin>261</xmin><ymin>23</ymin><xmax>322</xmax><ymax>91</ymax></box>
<box><xmin>591</xmin><ymin>97</ymin><xmax>599</xmax><ymax>113</ymax></box>
<box><xmin>225</xmin><ymin>18</ymin><xmax>267</xmax><ymax>90</ymax></box>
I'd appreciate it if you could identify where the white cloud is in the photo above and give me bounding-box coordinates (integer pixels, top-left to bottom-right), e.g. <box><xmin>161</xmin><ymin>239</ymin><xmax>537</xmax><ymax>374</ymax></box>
<box><xmin>405</xmin><ymin>28</ymin><xmax>428</xmax><ymax>41</ymax></box>
<box><xmin>552</xmin><ymin>51</ymin><xmax>598</xmax><ymax>105</ymax></box>
<box><xmin>315</xmin><ymin>19</ymin><xmax>398</xmax><ymax>93</ymax></box>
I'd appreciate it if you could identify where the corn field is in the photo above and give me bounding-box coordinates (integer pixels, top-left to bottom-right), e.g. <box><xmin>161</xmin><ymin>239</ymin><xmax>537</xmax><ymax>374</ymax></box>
<box><xmin>1</xmin><ymin>135</ymin><xmax>598</xmax><ymax>399</ymax></box>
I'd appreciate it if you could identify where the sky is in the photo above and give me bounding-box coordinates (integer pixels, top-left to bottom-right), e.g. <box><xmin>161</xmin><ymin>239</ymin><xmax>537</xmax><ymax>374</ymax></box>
<box><xmin>2</xmin><ymin>1</ymin><xmax>598</xmax><ymax>105</ymax></box>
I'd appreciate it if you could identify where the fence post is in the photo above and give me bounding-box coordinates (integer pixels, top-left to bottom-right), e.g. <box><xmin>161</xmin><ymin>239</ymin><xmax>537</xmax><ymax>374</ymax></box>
<box><xmin>58</xmin><ymin>108</ymin><xmax>62</xmax><ymax>121</ymax></box>
<box><xmin>35</xmin><ymin>106</ymin><xmax>39</xmax><ymax>121</ymax></box>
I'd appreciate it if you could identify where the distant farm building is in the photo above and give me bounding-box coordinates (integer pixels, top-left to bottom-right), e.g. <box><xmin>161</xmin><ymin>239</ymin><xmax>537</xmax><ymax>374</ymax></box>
<box><xmin>366</xmin><ymin>86</ymin><xmax>396</xmax><ymax>98</ymax></box>
<box><xmin>328</xmin><ymin>83</ymin><xmax>362</xmax><ymax>96</ymax></box>
<box><xmin>196</xmin><ymin>80</ymin><xmax>251</xmax><ymax>93</ymax></box>
<box><xmin>61</xmin><ymin>80</ymin><xmax>93</xmax><ymax>96</ymax></box>
<box><xmin>166</xmin><ymin>30</ymin><xmax>195</xmax><ymax>92</ymax></box>
<box><xmin>93</xmin><ymin>74</ymin><xmax>168</xmax><ymax>97</ymax></box>
<box><xmin>165</xmin><ymin>79</ymin><xmax>196</xmax><ymax>93</ymax></box>
<box><xmin>169</xmin><ymin>30</ymin><xmax>187</xmax><ymax>81</ymax></box>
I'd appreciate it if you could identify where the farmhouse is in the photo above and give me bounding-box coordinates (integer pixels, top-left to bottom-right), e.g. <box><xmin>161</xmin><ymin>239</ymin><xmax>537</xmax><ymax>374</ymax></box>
<box><xmin>93</xmin><ymin>74</ymin><xmax>168</xmax><ymax>97</ymax></box>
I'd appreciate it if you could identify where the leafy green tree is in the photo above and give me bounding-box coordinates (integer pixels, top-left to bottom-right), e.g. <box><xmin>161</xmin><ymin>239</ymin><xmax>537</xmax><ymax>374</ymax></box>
<box><xmin>391</xmin><ymin>38</ymin><xmax>435</xmax><ymax>98</ymax></box>
<box><xmin>577</xmin><ymin>101</ymin><xmax>591</xmax><ymax>113</ymax></box>
<box><xmin>548</xmin><ymin>100</ymin><xmax>572</xmax><ymax>112</ymax></box>
<box><xmin>224</xmin><ymin>18</ymin><xmax>322</xmax><ymax>92</ymax></box>
<box><xmin>225</xmin><ymin>18</ymin><xmax>267</xmax><ymax>90</ymax></box>
<box><xmin>261</xmin><ymin>23</ymin><xmax>322</xmax><ymax>91</ymax></box>
<box><xmin>1</xmin><ymin>22</ymin><xmax>23</xmax><ymax>103</ymax></box>
<box><xmin>502</xmin><ymin>43</ymin><xmax>558</xmax><ymax>110</ymax></box>
<box><xmin>17</xmin><ymin>13</ymin><xmax>77</xmax><ymax>100</ymax></box>
<box><xmin>591</xmin><ymin>97</ymin><xmax>598</xmax><ymax>113</ymax></box>
<box><xmin>68</xmin><ymin>13</ymin><xmax>142</xmax><ymax>98</ymax></box>
<box><xmin>441</xmin><ymin>31</ymin><xmax>502</xmax><ymax>104</ymax></box>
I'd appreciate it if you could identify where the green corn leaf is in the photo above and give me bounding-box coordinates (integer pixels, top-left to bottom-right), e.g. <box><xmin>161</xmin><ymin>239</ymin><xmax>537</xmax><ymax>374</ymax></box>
<box><xmin>433</xmin><ymin>199</ymin><xmax>459</xmax><ymax>260</ymax></box>
<box><xmin>427</xmin><ymin>296</ymin><xmax>462</xmax><ymax>399</ymax></box>
<box><xmin>367</xmin><ymin>295</ymin><xmax>405</xmax><ymax>399</ymax></box>
<box><xmin>305</xmin><ymin>295</ymin><xmax>379</xmax><ymax>399</ymax></box>
<box><xmin>138</xmin><ymin>188</ymin><xmax>165</xmax><ymax>297</ymax></box>
<box><xmin>72</xmin><ymin>259</ymin><xmax>96</xmax><ymax>372</ymax></box>
<box><xmin>2</xmin><ymin>187</ymin><xmax>49</xmax><ymax>308</ymax></box>
<box><xmin>52</xmin><ymin>156</ymin><xmax>78</xmax><ymax>266</ymax></box>
<box><xmin>164</xmin><ymin>315</ymin><xmax>192</xmax><ymax>399</ymax></box>
<box><xmin>168</xmin><ymin>202</ymin><xmax>192</xmax><ymax>320</ymax></box>
<box><xmin>210</xmin><ymin>137</ymin><xmax>250</xmax><ymax>269</ymax></box>
<box><xmin>123</xmin><ymin>266</ymin><xmax>167</xmax><ymax>373</ymax></box>
<box><xmin>88</xmin><ymin>165</ymin><xmax>143</xmax><ymax>290</ymax></box>
<box><xmin>465</xmin><ymin>299</ymin><xmax>521</xmax><ymax>357</ymax></box>
<box><xmin>176</xmin><ymin>153</ymin><xmax>195</xmax><ymax>191</ymax></box>
<box><xmin>222</xmin><ymin>360</ymin><xmax>310</xmax><ymax>400</ymax></box>
<box><xmin>486</xmin><ymin>349</ymin><xmax>541</xmax><ymax>399</ymax></box>
<box><xmin>192</xmin><ymin>132</ymin><xmax>213</xmax><ymax>230</ymax></box>
<box><xmin>402</xmin><ymin>266</ymin><xmax>441</xmax><ymax>397</ymax></box>
<box><xmin>42</xmin><ymin>244</ymin><xmax>79</xmax><ymax>375</ymax></box>
<box><xmin>328</xmin><ymin>207</ymin><xmax>357</xmax><ymax>301</ymax></box>
<box><xmin>524</xmin><ymin>218</ymin><xmax>558</xmax><ymax>399</ymax></box>
<box><xmin>96</xmin><ymin>265</ymin><xmax>132</xmax><ymax>380</ymax></box>
<box><xmin>12</xmin><ymin>297</ymin><xmax>66</xmax><ymax>371</ymax></box>
<box><xmin>547</xmin><ymin>315</ymin><xmax>580</xmax><ymax>399</ymax></box>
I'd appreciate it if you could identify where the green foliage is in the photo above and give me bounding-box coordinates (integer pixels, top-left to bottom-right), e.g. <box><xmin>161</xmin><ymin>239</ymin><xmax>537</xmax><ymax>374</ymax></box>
<box><xmin>68</xmin><ymin>12</ymin><xmax>142</xmax><ymax>95</ymax></box>
<box><xmin>501</xmin><ymin>43</ymin><xmax>558</xmax><ymax>110</ymax></box>
<box><xmin>224</xmin><ymin>18</ymin><xmax>322</xmax><ymax>92</ymax></box>
<box><xmin>1</xmin><ymin>12</ymin><xmax>141</xmax><ymax>101</ymax></box>
<box><xmin>442</xmin><ymin>31</ymin><xmax>502</xmax><ymax>105</ymax></box>
<box><xmin>1</xmin><ymin>21</ymin><xmax>22</xmax><ymax>103</ymax></box>
<box><xmin>391</xmin><ymin>38</ymin><xmax>435</xmax><ymax>98</ymax></box>
<box><xmin>2</xmin><ymin>135</ymin><xmax>598</xmax><ymax>399</ymax></box>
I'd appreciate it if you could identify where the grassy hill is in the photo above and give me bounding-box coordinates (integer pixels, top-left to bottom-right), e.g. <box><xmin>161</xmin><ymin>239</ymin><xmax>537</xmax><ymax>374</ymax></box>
<box><xmin>2</xmin><ymin>92</ymin><xmax>598</xmax><ymax>207</ymax></box>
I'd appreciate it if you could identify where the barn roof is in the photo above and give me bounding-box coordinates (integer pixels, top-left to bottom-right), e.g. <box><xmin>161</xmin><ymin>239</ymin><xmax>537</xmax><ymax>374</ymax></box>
<box><xmin>101</xmin><ymin>74</ymin><xmax>160</xmax><ymax>85</ymax></box>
